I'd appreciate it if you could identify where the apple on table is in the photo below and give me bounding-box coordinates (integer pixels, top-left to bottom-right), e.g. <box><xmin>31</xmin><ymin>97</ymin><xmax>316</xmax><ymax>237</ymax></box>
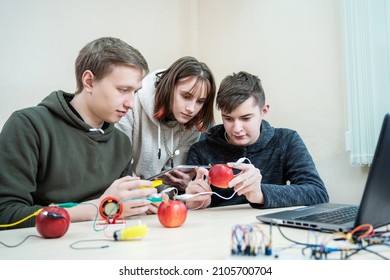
<box><xmin>157</xmin><ymin>200</ymin><xmax>187</xmax><ymax>228</ymax></box>
<box><xmin>35</xmin><ymin>206</ymin><xmax>70</xmax><ymax>238</ymax></box>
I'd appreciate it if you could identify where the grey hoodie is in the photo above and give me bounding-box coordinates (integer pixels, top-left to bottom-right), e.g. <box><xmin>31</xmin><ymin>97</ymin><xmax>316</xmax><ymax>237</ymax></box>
<box><xmin>116</xmin><ymin>70</ymin><xmax>200</xmax><ymax>180</ymax></box>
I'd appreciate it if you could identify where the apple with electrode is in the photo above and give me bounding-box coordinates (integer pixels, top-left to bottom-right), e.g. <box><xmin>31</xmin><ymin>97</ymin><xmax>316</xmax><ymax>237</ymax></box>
<box><xmin>35</xmin><ymin>206</ymin><xmax>70</xmax><ymax>238</ymax></box>
<box><xmin>157</xmin><ymin>199</ymin><xmax>187</xmax><ymax>228</ymax></box>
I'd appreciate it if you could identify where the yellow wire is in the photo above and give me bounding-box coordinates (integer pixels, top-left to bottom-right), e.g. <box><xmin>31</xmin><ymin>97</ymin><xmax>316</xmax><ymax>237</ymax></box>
<box><xmin>0</xmin><ymin>208</ymin><xmax>43</xmax><ymax>228</ymax></box>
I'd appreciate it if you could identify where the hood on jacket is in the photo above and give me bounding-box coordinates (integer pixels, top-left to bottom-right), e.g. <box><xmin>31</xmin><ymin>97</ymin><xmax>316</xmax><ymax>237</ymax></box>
<box><xmin>38</xmin><ymin>90</ymin><xmax>115</xmax><ymax>142</ymax></box>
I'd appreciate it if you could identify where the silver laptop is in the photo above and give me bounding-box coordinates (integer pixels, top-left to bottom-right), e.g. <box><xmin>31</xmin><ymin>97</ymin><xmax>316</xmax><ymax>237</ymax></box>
<box><xmin>256</xmin><ymin>113</ymin><xmax>390</xmax><ymax>232</ymax></box>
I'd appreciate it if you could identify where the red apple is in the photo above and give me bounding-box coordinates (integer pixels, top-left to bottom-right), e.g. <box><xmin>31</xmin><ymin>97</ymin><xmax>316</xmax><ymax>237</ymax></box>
<box><xmin>157</xmin><ymin>200</ymin><xmax>187</xmax><ymax>228</ymax></box>
<box><xmin>35</xmin><ymin>206</ymin><xmax>70</xmax><ymax>238</ymax></box>
<box><xmin>208</xmin><ymin>164</ymin><xmax>234</xmax><ymax>188</ymax></box>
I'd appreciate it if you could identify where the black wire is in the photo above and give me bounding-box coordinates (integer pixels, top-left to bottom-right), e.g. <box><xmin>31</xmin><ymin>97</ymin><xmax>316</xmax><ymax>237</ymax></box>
<box><xmin>359</xmin><ymin>247</ymin><xmax>389</xmax><ymax>260</ymax></box>
<box><xmin>301</xmin><ymin>245</ymin><xmax>313</xmax><ymax>257</ymax></box>
<box><xmin>69</xmin><ymin>239</ymin><xmax>115</xmax><ymax>250</ymax></box>
<box><xmin>0</xmin><ymin>234</ymin><xmax>42</xmax><ymax>248</ymax></box>
<box><xmin>275</xmin><ymin>223</ymin><xmax>390</xmax><ymax>260</ymax></box>
<box><xmin>344</xmin><ymin>243</ymin><xmax>389</xmax><ymax>260</ymax></box>
<box><xmin>275</xmin><ymin>223</ymin><xmax>317</xmax><ymax>247</ymax></box>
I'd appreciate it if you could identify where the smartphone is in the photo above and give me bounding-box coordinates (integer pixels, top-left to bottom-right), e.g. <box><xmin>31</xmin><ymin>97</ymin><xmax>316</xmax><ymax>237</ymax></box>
<box><xmin>147</xmin><ymin>165</ymin><xmax>210</xmax><ymax>180</ymax></box>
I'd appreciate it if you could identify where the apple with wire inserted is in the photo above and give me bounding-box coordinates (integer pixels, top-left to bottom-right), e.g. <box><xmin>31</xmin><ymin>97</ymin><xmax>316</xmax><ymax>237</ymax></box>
<box><xmin>35</xmin><ymin>206</ymin><xmax>70</xmax><ymax>238</ymax></box>
<box><xmin>157</xmin><ymin>200</ymin><xmax>187</xmax><ymax>228</ymax></box>
<box><xmin>208</xmin><ymin>164</ymin><xmax>234</xmax><ymax>188</ymax></box>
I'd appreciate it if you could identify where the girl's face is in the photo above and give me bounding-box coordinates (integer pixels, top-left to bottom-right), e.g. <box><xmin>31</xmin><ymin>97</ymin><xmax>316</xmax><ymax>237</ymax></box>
<box><xmin>171</xmin><ymin>76</ymin><xmax>208</xmax><ymax>124</ymax></box>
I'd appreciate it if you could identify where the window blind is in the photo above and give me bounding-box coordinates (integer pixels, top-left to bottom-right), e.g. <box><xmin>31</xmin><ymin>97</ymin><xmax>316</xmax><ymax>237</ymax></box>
<box><xmin>343</xmin><ymin>0</ymin><xmax>390</xmax><ymax>165</ymax></box>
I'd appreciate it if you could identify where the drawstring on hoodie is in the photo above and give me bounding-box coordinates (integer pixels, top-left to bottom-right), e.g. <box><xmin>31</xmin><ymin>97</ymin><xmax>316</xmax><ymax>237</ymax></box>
<box><xmin>159</xmin><ymin>123</ymin><xmax>185</xmax><ymax>168</ymax></box>
<box><xmin>89</xmin><ymin>128</ymin><xmax>105</xmax><ymax>134</ymax></box>
<box><xmin>169</xmin><ymin>129</ymin><xmax>175</xmax><ymax>168</ymax></box>
<box><xmin>158</xmin><ymin>124</ymin><xmax>161</xmax><ymax>159</ymax></box>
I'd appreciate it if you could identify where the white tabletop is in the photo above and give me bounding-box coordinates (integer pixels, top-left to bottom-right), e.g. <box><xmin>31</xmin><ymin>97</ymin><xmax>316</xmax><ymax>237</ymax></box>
<box><xmin>0</xmin><ymin>204</ymin><xmax>388</xmax><ymax>260</ymax></box>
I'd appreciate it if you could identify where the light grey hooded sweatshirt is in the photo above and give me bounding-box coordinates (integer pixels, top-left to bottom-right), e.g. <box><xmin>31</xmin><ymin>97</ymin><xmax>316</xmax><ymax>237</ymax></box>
<box><xmin>116</xmin><ymin>70</ymin><xmax>200</xmax><ymax>180</ymax></box>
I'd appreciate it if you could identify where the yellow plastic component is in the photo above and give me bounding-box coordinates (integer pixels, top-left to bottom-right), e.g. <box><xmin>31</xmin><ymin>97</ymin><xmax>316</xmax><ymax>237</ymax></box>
<box><xmin>113</xmin><ymin>223</ymin><xmax>148</xmax><ymax>240</ymax></box>
<box><xmin>139</xmin><ymin>179</ymin><xmax>163</xmax><ymax>189</ymax></box>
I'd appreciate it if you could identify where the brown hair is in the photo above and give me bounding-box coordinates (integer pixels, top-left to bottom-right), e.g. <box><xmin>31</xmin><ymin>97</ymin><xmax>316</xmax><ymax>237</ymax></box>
<box><xmin>216</xmin><ymin>71</ymin><xmax>265</xmax><ymax>113</ymax></box>
<box><xmin>154</xmin><ymin>56</ymin><xmax>216</xmax><ymax>131</ymax></box>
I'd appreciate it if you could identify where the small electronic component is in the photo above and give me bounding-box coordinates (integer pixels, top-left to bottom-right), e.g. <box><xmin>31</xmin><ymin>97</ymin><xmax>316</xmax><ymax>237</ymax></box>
<box><xmin>99</xmin><ymin>196</ymin><xmax>123</xmax><ymax>224</ymax></box>
<box><xmin>41</xmin><ymin>211</ymin><xmax>66</xmax><ymax>219</ymax></box>
<box><xmin>231</xmin><ymin>224</ymin><xmax>271</xmax><ymax>256</ymax></box>
<box><xmin>113</xmin><ymin>223</ymin><xmax>148</xmax><ymax>241</ymax></box>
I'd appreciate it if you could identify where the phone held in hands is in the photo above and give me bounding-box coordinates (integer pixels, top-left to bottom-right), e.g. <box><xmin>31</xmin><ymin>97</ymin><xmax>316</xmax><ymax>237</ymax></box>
<box><xmin>147</xmin><ymin>165</ymin><xmax>210</xmax><ymax>180</ymax></box>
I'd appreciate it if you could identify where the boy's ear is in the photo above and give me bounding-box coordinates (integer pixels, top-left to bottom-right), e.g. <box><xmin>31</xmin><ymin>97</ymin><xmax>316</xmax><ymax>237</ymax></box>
<box><xmin>261</xmin><ymin>104</ymin><xmax>270</xmax><ymax>116</ymax></box>
<box><xmin>81</xmin><ymin>70</ymin><xmax>94</xmax><ymax>92</ymax></box>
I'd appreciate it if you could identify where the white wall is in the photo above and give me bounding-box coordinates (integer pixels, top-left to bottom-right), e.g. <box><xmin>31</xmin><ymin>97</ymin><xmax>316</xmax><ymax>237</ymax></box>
<box><xmin>0</xmin><ymin>0</ymin><xmax>197</xmax><ymax>121</ymax></box>
<box><xmin>0</xmin><ymin>0</ymin><xmax>369</xmax><ymax>204</ymax></box>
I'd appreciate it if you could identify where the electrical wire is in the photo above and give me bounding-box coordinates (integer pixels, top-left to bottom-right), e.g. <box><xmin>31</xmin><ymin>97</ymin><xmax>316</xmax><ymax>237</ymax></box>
<box><xmin>176</xmin><ymin>157</ymin><xmax>253</xmax><ymax>202</ymax></box>
<box><xmin>0</xmin><ymin>235</ymin><xmax>42</xmax><ymax>248</ymax></box>
<box><xmin>274</xmin><ymin>222</ymin><xmax>390</xmax><ymax>260</ymax></box>
<box><xmin>0</xmin><ymin>209</ymin><xmax>43</xmax><ymax>228</ymax></box>
<box><xmin>69</xmin><ymin>239</ymin><xmax>114</xmax><ymax>250</ymax></box>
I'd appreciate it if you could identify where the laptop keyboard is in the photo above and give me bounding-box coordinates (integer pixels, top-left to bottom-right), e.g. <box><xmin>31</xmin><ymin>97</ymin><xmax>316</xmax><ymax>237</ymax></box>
<box><xmin>296</xmin><ymin>206</ymin><xmax>358</xmax><ymax>225</ymax></box>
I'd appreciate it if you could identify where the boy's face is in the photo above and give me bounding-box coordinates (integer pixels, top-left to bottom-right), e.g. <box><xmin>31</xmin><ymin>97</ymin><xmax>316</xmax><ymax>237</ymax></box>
<box><xmin>222</xmin><ymin>96</ymin><xmax>268</xmax><ymax>146</ymax></box>
<box><xmin>86</xmin><ymin>65</ymin><xmax>143</xmax><ymax>126</ymax></box>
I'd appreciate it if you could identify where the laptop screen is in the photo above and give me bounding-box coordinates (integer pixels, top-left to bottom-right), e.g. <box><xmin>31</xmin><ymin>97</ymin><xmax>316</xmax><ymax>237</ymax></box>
<box><xmin>356</xmin><ymin>113</ymin><xmax>390</xmax><ymax>228</ymax></box>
